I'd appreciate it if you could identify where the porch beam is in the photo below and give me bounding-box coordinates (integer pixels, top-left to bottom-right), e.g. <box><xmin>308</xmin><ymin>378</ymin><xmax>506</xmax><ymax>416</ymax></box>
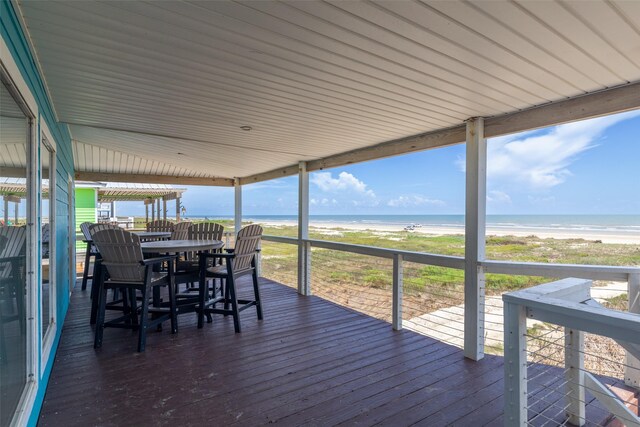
<box><xmin>464</xmin><ymin>117</ymin><xmax>486</xmax><ymax>361</ymax></box>
<box><xmin>298</xmin><ymin>161</ymin><xmax>311</xmax><ymax>296</ymax></box>
<box><xmin>74</xmin><ymin>171</ymin><xmax>234</xmax><ymax>187</ymax></box>
<box><xmin>234</xmin><ymin>178</ymin><xmax>242</xmax><ymax>235</ymax></box>
<box><xmin>239</xmin><ymin>82</ymin><xmax>640</xmax><ymax>186</ymax></box>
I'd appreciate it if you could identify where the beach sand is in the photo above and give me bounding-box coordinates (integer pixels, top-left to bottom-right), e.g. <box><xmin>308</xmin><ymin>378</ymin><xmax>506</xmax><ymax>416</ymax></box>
<box><xmin>252</xmin><ymin>219</ymin><xmax>640</xmax><ymax>245</ymax></box>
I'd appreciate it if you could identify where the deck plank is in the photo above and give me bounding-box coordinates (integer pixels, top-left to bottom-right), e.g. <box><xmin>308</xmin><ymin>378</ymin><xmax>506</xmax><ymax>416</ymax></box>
<box><xmin>39</xmin><ymin>277</ymin><xmax>620</xmax><ymax>426</ymax></box>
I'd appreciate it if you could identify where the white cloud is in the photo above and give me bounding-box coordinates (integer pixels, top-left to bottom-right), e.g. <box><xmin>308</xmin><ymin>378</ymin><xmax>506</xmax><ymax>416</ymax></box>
<box><xmin>458</xmin><ymin>110</ymin><xmax>640</xmax><ymax>189</ymax></box>
<box><xmin>310</xmin><ymin>197</ymin><xmax>338</xmax><ymax>206</ymax></box>
<box><xmin>311</xmin><ymin>172</ymin><xmax>375</xmax><ymax>198</ymax></box>
<box><xmin>387</xmin><ymin>195</ymin><xmax>445</xmax><ymax>207</ymax></box>
<box><xmin>487</xmin><ymin>190</ymin><xmax>511</xmax><ymax>204</ymax></box>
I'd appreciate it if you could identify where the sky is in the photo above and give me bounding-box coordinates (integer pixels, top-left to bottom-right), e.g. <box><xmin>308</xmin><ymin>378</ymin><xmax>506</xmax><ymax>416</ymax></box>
<box><xmin>115</xmin><ymin>110</ymin><xmax>640</xmax><ymax>217</ymax></box>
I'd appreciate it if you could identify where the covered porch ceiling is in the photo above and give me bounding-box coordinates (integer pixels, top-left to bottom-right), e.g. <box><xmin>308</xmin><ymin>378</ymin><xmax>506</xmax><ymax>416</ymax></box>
<box><xmin>16</xmin><ymin>0</ymin><xmax>640</xmax><ymax>185</ymax></box>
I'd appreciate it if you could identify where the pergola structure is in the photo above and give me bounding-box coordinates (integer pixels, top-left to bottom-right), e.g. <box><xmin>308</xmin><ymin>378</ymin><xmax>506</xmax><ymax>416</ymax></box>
<box><xmin>78</xmin><ymin>181</ymin><xmax>187</xmax><ymax>223</ymax></box>
<box><xmin>2</xmin><ymin>1</ymin><xmax>640</xmax><ymax>425</ymax></box>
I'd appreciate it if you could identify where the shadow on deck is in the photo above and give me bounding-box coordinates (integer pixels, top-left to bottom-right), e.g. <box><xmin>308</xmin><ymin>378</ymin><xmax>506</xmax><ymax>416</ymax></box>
<box><xmin>39</xmin><ymin>277</ymin><xmax>618</xmax><ymax>426</ymax></box>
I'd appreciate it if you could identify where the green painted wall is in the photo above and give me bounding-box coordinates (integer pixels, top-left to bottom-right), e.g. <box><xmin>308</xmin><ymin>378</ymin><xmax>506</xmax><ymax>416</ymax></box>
<box><xmin>75</xmin><ymin>188</ymin><xmax>96</xmax><ymax>251</ymax></box>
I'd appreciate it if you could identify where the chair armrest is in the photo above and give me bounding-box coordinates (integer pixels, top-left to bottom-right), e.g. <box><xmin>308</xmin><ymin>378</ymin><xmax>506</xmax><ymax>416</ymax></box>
<box><xmin>202</xmin><ymin>252</ymin><xmax>234</xmax><ymax>259</ymax></box>
<box><xmin>224</xmin><ymin>248</ymin><xmax>235</xmax><ymax>253</ymax></box>
<box><xmin>140</xmin><ymin>255</ymin><xmax>177</xmax><ymax>266</ymax></box>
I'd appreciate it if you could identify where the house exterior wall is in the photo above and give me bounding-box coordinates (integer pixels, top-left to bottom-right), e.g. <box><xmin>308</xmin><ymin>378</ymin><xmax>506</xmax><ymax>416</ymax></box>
<box><xmin>75</xmin><ymin>188</ymin><xmax>96</xmax><ymax>251</ymax></box>
<box><xmin>1</xmin><ymin>1</ymin><xmax>74</xmax><ymax>425</ymax></box>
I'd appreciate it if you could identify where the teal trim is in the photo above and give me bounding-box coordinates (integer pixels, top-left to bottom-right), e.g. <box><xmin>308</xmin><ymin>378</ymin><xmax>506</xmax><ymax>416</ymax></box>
<box><xmin>1</xmin><ymin>1</ymin><xmax>75</xmax><ymax>425</ymax></box>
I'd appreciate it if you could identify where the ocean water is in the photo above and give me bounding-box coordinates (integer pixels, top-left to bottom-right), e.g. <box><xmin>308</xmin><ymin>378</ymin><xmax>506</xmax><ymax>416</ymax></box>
<box><xmin>186</xmin><ymin>214</ymin><xmax>640</xmax><ymax>234</ymax></box>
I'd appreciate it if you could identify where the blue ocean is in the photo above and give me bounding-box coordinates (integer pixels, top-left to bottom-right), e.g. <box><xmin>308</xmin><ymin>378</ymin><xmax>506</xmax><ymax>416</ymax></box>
<box><xmin>186</xmin><ymin>214</ymin><xmax>640</xmax><ymax>234</ymax></box>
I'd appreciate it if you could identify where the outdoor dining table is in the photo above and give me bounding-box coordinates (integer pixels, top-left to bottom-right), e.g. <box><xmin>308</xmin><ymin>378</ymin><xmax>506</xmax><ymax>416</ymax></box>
<box><xmin>141</xmin><ymin>239</ymin><xmax>225</xmax><ymax>314</ymax></box>
<box><xmin>140</xmin><ymin>239</ymin><xmax>223</xmax><ymax>254</ymax></box>
<box><xmin>132</xmin><ymin>231</ymin><xmax>172</xmax><ymax>241</ymax></box>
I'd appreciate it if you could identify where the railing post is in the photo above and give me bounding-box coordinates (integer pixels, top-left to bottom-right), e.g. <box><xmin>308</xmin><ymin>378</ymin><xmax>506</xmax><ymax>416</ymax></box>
<box><xmin>392</xmin><ymin>253</ymin><xmax>403</xmax><ymax>331</ymax></box>
<box><xmin>298</xmin><ymin>162</ymin><xmax>311</xmax><ymax>296</ymax></box>
<box><xmin>626</xmin><ymin>272</ymin><xmax>640</xmax><ymax>388</ymax></box>
<box><xmin>565</xmin><ymin>328</ymin><xmax>586</xmax><ymax>425</ymax></box>
<box><xmin>504</xmin><ymin>301</ymin><xmax>527</xmax><ymax>427</ymax></box>
<box><xmin>464</xmin><ymin>117</ymin><xmax>486</xmax><ymax>361</ymax></box>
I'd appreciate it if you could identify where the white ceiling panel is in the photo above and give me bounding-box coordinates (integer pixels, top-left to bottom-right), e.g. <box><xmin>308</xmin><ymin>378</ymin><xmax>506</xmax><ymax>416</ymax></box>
<box><xmin>14</xmin><ymin>0</ymin><xmax>640</xmax><ymax>182</ymax></box>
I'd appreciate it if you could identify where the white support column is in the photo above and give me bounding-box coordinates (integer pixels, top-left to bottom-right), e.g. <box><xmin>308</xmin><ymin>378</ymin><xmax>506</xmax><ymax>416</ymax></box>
<box><xmin>626</xmin><ymin>272</ymin><xmax>640</xmax><ymax>388</ymax></box>
<box><xmin>234</xmin><ymin>178</ymin><xmax>242</xmax><ymax>235</ymax></box>
<box><xmin>298</xmin><ymin>161</ymin><xmax>311</xmax><ymax>296</ymax></box>
<box><xmin>392</xmin><ymin>253</ymin><xmax>403</xmax><ymax>330</ymax></box>
<box><xmin>3</xmin><ymin>197</ymin><xmax>8</xmax><ymax>224</ymax></box>
<box><xmin>176</xmin><ymin>196</ymin><xmax>181</xmax><ymax>222</ymax></box>
<box><xmin>565</xmin><ymin>328</ymin><xmax>586</xmax><ymax>426</ymax></box>
<box><xmin>464</xmin><ymin>117</ymin><xmax>487</xmax><ymax>361</ymax></box>
<box><xmin>110</xmin><ymin>201</ymin><xmax>116</xmax><ymax>218</ymax></box>
<box><xmin>504</xmin><ymin>301</ymin><xmax>527</xmax><ymax>427</ymax></box>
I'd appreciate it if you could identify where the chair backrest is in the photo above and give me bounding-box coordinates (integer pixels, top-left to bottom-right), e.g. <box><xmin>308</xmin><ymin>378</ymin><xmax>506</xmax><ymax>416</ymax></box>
<box><xmin>90</xmin><ymin>228</ymin><xmax>145</xmax><ymax>282</ymax></box>
<box><xmin>88</xmin><ymin>223</ymin><xmax>122</xmax><ymax>237</ymax></box>
<box><xmin>0</xmin><ymin>226</ymin><xmax>27</xmax><ymax>258</ymax></box>
<box><xmin>171</xmin><ymin>221</ymin><xmax>192</xmax><ymax>240</ymax></box>
<box><xmin>79</xmin><ymin>222</ymin><xmax>93</xmax><ymax>240</ymax></box>
<box><xmin>232</xmin><ymin>225</ymin><xmax>262</xmax><ymax>272</ymax></box>
<box><xmin>188</xmin><ymin>222</ymin><xmax>224</xmax><ymax>241</ymax></box>
<box><xmin>146</xmin><ymin>220</ymin><xmax>174</xmax><ymax>233</ymax></box>
<box><xmin>0</xmin><ymin>226</ymin><xmax>27</xmax><ymax>279</ymax></box>
<box><xmin>41</xmin><ymin>223</ymin><xmax>50</xmax><ymax>243</ymax></box>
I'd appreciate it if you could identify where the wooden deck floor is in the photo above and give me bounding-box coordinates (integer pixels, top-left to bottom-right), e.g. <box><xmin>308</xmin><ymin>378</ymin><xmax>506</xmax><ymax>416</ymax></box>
<box><xmin>39</xmin><ymin>278</ymin><xmax>617</xmax><ymax>426</ymax></box>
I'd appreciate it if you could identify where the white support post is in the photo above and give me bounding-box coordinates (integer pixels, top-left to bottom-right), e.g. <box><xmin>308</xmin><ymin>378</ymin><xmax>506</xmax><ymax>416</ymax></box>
<box><xmin>110</xmin><ymin>201</ymin><xmax>116</xmax><ymax>219</ymax></box>
<box><xmin>565</xmin><ymin>328</ymin><xmax>586</xmax><ymax>426</ymax></box>
<box><xmin>626</xmin><ymin>272</ymin><xmax>640</xmax><ymax>389</ymax></box>
<box><xmin>504</xmin><ymin>301</ymin><xmax>527</xmax><ymax>427</ymax></box>
<box><xmin>3</xmin><ymin>197</ymin><xmax>8</xmax><ymax>224</ymax></box>
<box><xmin>176</xmin><ymin>196</ymin><xmax>181</xmax><ymax>222</ymax></box>
<box><xmin>464</xmin><ymin>117</ymin><xmax>487</xmax><ymax>361</ymax></box>
<box><xmin>234</xmin><ymin>178</ymin><xmax>242</xmax><ymax>235</ymax></box>
<box><xmin>297</xmin><ymin>161</ymin><xmax>311</xmax><ymax>296</ymax></box>
<box><xmin>392</xmin><ymin>253</ymin><xmax>403</xmax><ymax>330</ymax></box>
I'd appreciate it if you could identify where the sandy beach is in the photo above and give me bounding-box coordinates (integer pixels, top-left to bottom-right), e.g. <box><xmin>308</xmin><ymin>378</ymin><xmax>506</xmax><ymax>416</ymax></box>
<box><xmin>251</xmin><ymin>219</ymin><xmax>640</xmax><ymax>245</ymax></box>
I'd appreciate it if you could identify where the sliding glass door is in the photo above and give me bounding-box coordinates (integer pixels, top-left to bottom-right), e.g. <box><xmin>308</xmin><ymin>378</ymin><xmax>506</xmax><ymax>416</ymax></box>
<box><xmin>0</xmin><ymin>78</ymin><xmax>31</xmax><ymax>427</ymax></box>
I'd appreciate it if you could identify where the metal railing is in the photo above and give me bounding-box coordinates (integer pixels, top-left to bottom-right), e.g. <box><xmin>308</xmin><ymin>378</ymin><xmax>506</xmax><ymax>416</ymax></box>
<box><xmin>503</xmin><ymin>278</ymin><xmax>640</xmax><ymax>426</ymax></box>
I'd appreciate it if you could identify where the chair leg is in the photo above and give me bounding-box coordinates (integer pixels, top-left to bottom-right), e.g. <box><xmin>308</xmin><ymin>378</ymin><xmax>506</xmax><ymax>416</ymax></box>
<box><xmin>81</xmin><ymin>246</ymin><xmax>92</xmax><ymax>290</ymax></box>
<box><xmin>128</xmin><ymin>288</ymin><xmax>139</xmax><ymax>328</ymax></box>
<box><xmin>227</xmin><ymin>276</ymin><xmax>241</xmax><ymax>333</ymax></box>
<box><xmin>90</xmin><ymin>263</ymin><xmax>103</xmax><ymax>325</ymax></box>
<box><xmin>223</xmin><ymin>278</ymin><xmax>230</xmax><ymax>313</ymax></box>
<box><xmin>138</xmin><ymin>285</ymin><xmax>151</xmax><ymax>352</ymax></box>
<box><xmin>197</xmin><ymin>274</ymin><xmax>206</xmax><ymax>329</ymax></box>
<box><xmin>252</xmin><ymin>269</ymin><xmax>263</xmax><ymax>320</ymax></box>
<box><xmin>94</xmin><ymin>284</ymin><xmax>108</xmax><ymax>349</ymax></box>
<box><xmin>168</xmin><ymin>280</ymin><xmax>178</xmax><ymax>334</ymax></box>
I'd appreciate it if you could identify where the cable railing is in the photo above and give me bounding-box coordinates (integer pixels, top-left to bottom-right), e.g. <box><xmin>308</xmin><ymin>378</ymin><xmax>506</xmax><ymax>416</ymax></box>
<box><xmin>261</xmin><ymin>234</ymin><xmax>640</xmax><ymax>424</ymax></box>
<box><xmin>504</xmin><ymin>278</ymin><xmax>640</xmax><ymax>427</ymax></box>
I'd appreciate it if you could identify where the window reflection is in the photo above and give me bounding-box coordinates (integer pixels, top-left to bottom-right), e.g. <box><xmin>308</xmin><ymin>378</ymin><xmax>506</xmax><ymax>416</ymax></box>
<box><xmin>0</xmin><ymin>80</ymin><xmax>29</xmax><ymax>426</ymax></box>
